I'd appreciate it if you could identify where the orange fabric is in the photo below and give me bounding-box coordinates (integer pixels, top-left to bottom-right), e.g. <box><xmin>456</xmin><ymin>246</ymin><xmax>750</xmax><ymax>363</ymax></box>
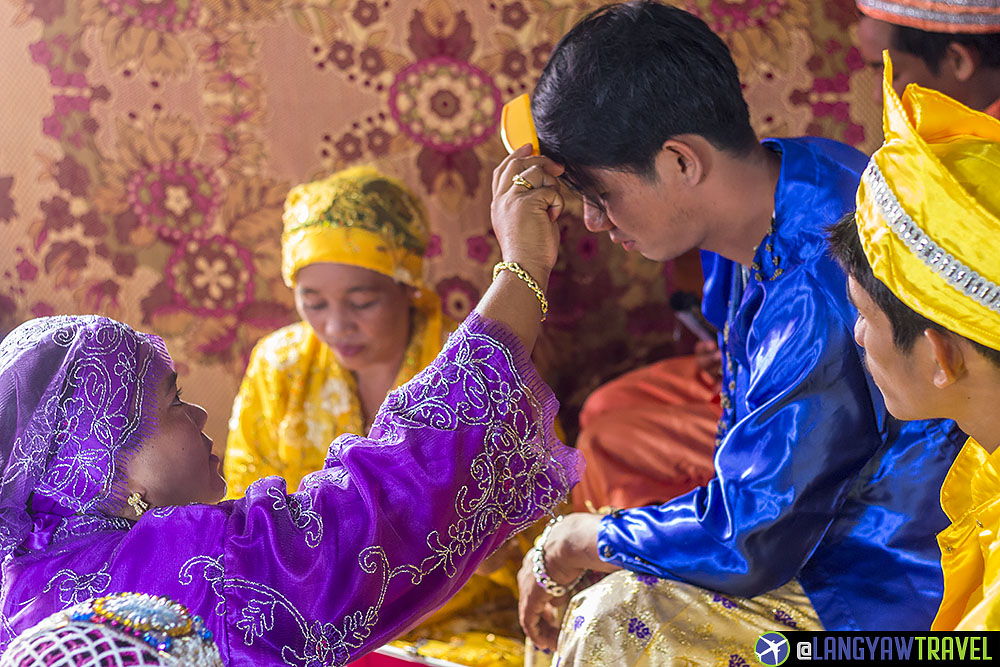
<box><xmin>574</xmin><ymin>355</ymin><xmax>722</xmax><ymax>511</ymax></box>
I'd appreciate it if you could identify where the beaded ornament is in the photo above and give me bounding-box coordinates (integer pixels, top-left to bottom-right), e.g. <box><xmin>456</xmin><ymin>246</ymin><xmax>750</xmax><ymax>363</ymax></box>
<box><xmin>1</xmin><ymin>593</ymin><xmax>223</xmax><ymax>667</ymax></box>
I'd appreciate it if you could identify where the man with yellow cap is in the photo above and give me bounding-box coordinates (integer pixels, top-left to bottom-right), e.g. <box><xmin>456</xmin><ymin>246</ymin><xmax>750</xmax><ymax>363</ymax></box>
<box><xmin>829</xmin><ymin>54</ymin><xmax>1000</xmax><ymax>630</ymax></box>
<box><xmin>856</xmin><ymin>0</ymin><xmax>1000</xmax><ymax>117</ymax></box>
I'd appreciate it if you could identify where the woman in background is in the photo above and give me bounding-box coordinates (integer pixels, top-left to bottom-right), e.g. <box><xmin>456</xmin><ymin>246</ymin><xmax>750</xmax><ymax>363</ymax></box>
<box><xmin>226</xmin><ymin>166</ymin><xmax>452</xmax><ymax>495</ymax></box>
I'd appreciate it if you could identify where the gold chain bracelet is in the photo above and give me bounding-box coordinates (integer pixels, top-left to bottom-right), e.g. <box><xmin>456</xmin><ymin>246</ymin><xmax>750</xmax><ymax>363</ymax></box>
<box><xmin>492</xmin><ymin>261</ymin><xmax>548</xmax><ymax>322</ymax></box>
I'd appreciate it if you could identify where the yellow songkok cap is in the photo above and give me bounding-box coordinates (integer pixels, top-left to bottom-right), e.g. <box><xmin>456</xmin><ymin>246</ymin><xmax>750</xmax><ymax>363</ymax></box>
<box><xmin>856</xmin><ymin>52</ymin><xmax>1000</xmax><ymax>350</ymax></box>
<box><xmin>281</xmin><ymin>166</ymin><xmax>429</xmax><ymax>288</ymax></box>
<box><xmin>856</xmin><ymin>0</ymin><xmax>1000</xmax><ymax>34</ymax></box>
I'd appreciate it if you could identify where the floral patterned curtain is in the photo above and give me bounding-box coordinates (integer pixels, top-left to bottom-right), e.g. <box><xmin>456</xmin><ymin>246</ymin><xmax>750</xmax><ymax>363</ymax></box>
<box><xmin>0</xmin><ymin>0</ymin><xmax>878</xmax><ymax>446</ymax></box>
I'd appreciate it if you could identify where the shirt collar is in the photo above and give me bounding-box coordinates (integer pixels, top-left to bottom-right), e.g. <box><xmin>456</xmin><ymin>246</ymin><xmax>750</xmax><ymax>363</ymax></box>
<box><xmin>942</xmin><ymin>437</ymin><xmax>1000</xmax><ymax>520</ymax></box>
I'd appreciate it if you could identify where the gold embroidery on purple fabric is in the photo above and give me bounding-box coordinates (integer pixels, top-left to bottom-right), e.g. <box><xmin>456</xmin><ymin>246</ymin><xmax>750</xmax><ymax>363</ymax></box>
<box><xmin>267</xmin><ymin>487</ymin><xmax>324</xmax><ymax>548</ymax></box>
<box><xmin>41</xmin><ymin>564</ymin><xmax>112</xmax><ymax>607</ymax></box>
<box><xmin>178</xmin><ymin>327</ymin><xmax>572</xmax><ymax>666</ymax></box>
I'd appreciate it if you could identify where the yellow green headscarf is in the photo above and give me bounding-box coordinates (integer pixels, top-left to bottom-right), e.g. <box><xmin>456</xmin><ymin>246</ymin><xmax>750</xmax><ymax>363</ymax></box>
<box><xmin>281</xmin><ymin>165</ymin><xmax>429</xmax><ymax>289</ymax></box>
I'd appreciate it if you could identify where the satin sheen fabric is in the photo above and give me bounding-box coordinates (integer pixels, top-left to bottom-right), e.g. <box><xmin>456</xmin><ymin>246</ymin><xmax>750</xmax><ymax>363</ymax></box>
<box><xmin>934</xmin><ymin>437</ymin><xmax>1000</xmax><ymax>630</ymax></box>
<box><xmin>856</xmin><ymin>61</ymin><xmax>1000</xmax><ymax>353</ymax></box>
<box><xmin>597</xmin><ymin>137</ymin><xmax>966</xmax><ymax>631</ymax></box>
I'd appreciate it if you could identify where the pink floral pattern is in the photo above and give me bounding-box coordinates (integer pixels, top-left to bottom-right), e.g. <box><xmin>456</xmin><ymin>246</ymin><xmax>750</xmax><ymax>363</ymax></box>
<box><xmin>436</xmin><ymin>276</ymin><xmax>480</xmax><ymax>321</ymax></box>
<box><xmin>126</xmin><ymin>161</ymin><xmax>222</xmax><ymax>240</ymax></box>
<box><xmin>0</xmin><ymin>0</ymin><xmax>878</xmax><ymax>444</ymax></box>
<box><xmin>165</xmin><ymin>236</ymin><xmax>253</xmax><ymax>316</ymax></box>
<box><xmin>389</xmin><ymin>57</ymin><xmax>501</xmax><ymax>153</ymax></box>
<box><xmin>80</xmin><ymin>0</ymin><xmax>199</xmax><ymax>75</ymax></box>
<box><xmin>0</xmin><ymin>177</ymin><xmax>16</xmax><ymax>223</ymax></box>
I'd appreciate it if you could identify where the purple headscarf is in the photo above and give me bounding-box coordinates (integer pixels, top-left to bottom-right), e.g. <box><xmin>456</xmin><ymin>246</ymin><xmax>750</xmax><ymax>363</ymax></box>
<box><xmin>0</xmin><ymin>316</ymin><xmax>171</xmax><ymax>562</ymax></box>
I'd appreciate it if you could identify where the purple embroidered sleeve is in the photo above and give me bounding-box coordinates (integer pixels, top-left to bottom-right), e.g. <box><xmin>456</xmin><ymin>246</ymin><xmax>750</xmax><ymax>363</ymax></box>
<box><xmin>178</xmin><ymin>312</ymin><xmax>582</xmax><ymax>664</ymax></box>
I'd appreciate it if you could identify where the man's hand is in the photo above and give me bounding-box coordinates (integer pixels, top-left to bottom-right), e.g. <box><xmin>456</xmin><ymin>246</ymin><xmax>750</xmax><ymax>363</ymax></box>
<box><xmin>516</xmin><ymin>513</ymin><xmax>614</xmax><ymax>651</ymax></box>
<box><xmin>517</xmin><ymin>545</ymin><xmax>577</xmax><ymax>651</ymax></box>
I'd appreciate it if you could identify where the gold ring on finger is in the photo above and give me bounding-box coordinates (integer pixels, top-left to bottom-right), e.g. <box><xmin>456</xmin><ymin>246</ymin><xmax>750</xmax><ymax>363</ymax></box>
<box><xmin>512</xmin><ymin>173</ymin><xmax>535</xmax><ymax>190</ymax></box>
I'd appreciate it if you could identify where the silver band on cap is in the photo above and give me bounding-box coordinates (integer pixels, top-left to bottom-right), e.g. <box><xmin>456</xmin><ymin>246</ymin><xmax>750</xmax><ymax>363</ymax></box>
<box><xmin>862</xmin><ymin>158</ymin><xmax>1000</xmax><ymax>313</ymax></box>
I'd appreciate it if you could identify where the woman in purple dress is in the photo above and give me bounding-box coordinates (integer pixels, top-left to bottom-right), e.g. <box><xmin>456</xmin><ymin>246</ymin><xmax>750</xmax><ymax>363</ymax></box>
<box><xmin>0</xmin><ymin>147</ymin><xmax>576</xmax><ymax>665</ymax></box>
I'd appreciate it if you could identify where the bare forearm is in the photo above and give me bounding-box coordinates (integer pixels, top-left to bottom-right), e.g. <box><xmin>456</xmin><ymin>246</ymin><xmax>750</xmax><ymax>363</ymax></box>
<box><xmin>474</xmin><ymin>267</ymin><xmax>550</xmax><ymax>353</ymax></box>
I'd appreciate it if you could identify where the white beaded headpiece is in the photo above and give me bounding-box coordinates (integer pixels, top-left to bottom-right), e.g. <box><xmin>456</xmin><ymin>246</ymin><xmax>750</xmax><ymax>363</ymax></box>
<box><xmin>0</xmin><ymin>593</ymin><xmax>223</xmax><ymax>667</ymax></box>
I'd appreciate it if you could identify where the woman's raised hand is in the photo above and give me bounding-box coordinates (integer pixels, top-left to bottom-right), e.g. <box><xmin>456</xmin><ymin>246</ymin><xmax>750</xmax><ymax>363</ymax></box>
<box><xmin>490</xmin><ymin>144</ymin><xmax>565</xmax><ymax>285</ymax></box>
<box><xmin>474</xmin><ymin>145</ymin><xmax>565</xmax><ymax>351</ymax></box>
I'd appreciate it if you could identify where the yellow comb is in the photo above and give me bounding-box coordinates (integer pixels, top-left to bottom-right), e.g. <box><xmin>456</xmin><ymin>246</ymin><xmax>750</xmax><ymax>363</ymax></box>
<box><xmin>500</xmin><ymin>93</ymin><xmax>540</xmax><ymax>155</ymax></box>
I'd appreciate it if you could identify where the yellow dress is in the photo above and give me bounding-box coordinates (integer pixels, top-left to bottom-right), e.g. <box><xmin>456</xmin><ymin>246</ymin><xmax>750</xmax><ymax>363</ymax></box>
<box><xmin>933</xmin><ymin>437</ymin><xmax>1000</xmax><ymax>631</ymax></box>
<box><xmin>224</xmin><ymin>303</ymin><xmax>452</xmax><ymax>495</ymax></box>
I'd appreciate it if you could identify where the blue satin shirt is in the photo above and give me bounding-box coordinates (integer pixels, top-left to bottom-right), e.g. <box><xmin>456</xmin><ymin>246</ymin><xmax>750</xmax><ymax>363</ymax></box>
<box><xmin>597</xmin><ymin>137</ymin><xmax>966</xmax><ymax>631</ymax></box>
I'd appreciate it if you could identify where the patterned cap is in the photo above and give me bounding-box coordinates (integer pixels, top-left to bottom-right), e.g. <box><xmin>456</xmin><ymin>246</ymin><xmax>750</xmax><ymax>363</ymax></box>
<box><xmin>0</xmin><ymin>593</ymin><xmax>223</xmax><ymax>667</ymax></box>
<box><xmin>281</xmin><ymin>166</ymin><xmax>429</xmax><ymax>288</ymax></box>
<box><xmin>856</xmin><ymin>53</ymin><xmax>1000</xmax><ymax>349</ymax></box>
<box><xmin>857</xmin><ymin>0</ymin><xmax>1000</xmax><ymax>34</ymax></box>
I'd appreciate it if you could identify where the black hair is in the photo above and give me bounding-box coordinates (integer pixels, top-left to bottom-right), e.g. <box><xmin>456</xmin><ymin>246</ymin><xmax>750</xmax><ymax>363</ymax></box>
<box><xmin>892</xmin><ymin>24</ymin><xmax>1000</xmax><ymax>74</ymax></box>
<box><xmin>828</xmin><ymin>212</ymin><xmax>1000</xmax><ymax>367</ymax></box>
<box><xmin>532</xmin><ymin>0</ymin><xmax>758</xmax><ymax>200</ymax></box>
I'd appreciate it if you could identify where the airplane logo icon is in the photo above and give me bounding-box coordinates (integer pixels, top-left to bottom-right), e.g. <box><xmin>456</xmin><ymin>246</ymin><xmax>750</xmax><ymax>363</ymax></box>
<box><xmin>755</xmin><ymin>632</ymin><xmax>790</xmax><ymax>665</ymax></box>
